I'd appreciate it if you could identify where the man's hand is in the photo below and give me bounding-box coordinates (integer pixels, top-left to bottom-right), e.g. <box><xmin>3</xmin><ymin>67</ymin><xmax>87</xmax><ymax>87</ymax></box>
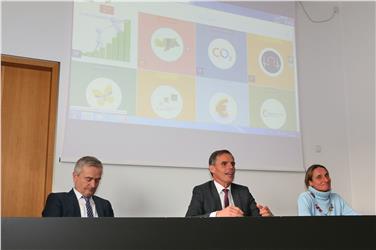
<box><xmin>216</xmin><ymin>205</ymin><xmax>244</xmax><ymax>217</ymax></box>
<box><xmin>257</xmin><ymin>204</ymin><xmax>273</xmax><ymax>217</ymax></box>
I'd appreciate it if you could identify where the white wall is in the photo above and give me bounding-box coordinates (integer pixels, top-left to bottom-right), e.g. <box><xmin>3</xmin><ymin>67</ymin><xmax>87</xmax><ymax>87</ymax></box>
<box><xmin>295</xmin><ymin>1</ymin><xmax>375</xmax><ymax>215</ymax></box>
<box><xmin>340</xmin><ymin>2</ymin><xmax>375</xmax><ymax>214</ymax></box>
<box><xmin>296</xmin><ymin>1</ymin><xmax>352</xmax><ymax>203</ymax></box>
<box><xmin>2</xmin><ymin>1</ymin><xmax>374</xmax><ymax>216</ymax></box>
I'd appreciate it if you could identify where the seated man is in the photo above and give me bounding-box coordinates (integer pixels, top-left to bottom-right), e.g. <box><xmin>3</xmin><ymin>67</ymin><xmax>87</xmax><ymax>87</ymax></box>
<box><xmin>185</xmin><ymin>149</ymin><xmax>273</xmax><ymax>217</ymax></box>
<box><xmin>297</xmin><ymin>164</ymin><xmax>358</xmax><ymax>216</ymax></box>
<box><xmin>42</xmin><ymin>156</ymin><xmax>114</xmax><ymax>217</ymax></box>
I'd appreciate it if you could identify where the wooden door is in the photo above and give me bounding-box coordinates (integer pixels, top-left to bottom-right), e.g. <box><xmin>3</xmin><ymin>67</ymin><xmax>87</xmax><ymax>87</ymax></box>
<box><xmin>1</xmin><ymin>54</ymin><xmax>59</xmax><ymax>217</ymax></box>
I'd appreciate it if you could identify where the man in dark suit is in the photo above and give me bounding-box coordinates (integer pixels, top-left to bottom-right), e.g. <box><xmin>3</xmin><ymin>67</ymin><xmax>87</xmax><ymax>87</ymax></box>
<box><xmin>185</xmin><ymin>149</ymin><xmax>273</xmax><ymax>217</ymax></box>
<box><xmin>42</xmin><ymin>156</ymin><xmax>114</xmax><ymax>217</ymax></box>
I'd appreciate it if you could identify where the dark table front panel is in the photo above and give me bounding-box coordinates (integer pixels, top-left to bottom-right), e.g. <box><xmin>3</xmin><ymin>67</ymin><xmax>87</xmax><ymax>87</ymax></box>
<box><xmin>2</xmin><ymin>216</ymin><xmax>375</xmax><ymax>250</ymax></box>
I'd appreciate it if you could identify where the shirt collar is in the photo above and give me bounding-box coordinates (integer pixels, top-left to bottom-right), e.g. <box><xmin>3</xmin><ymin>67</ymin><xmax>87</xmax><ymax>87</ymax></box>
<box><xmin>73</xmin><ymin>188</ymin><xmax>91</xmax><ymax>200</ymax></box>
<box><xmin>213</xmin><ymin>180</ymin><xmax>232</xmax><ymax>194</ymax></box>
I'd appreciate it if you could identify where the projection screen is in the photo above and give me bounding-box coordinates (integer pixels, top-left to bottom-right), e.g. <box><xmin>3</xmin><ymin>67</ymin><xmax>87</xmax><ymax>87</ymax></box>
<box><xmin>61</xmin><ymin>1</ymin><xmax>304</xmax><ymax>171</ymax></box>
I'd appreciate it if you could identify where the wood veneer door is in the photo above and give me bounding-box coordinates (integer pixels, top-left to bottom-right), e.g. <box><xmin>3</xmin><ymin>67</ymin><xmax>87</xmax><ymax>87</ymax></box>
<box><xmin>1</xmin><ymin>55</ymin><xmax>59</xmax><ymax>217</ymax></box>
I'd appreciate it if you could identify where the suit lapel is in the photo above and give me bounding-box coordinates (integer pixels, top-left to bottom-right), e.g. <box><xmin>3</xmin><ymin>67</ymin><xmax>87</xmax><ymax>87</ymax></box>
<box><xmin>209</xmin><ymin>181</ymin><xmax>223</xmax><ymax>210</ymax></box>
<box><xmin>231</xmin><ymin>184</ymin><xmax>242</xmax><ymax>208</ymax></box>
<box><xmin>68</xmin><ymin>189</ymin><xmax>82</xmax><ymax>217</ymax></box>
<box><xmin>93</xmin><ymin>196</ymin><xmax>103</xmax><ymax>217</ymax></box>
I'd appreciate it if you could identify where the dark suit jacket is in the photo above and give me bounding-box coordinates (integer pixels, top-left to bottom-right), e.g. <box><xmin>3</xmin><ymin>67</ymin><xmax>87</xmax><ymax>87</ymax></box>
<box><xmin>42</xmin><ymin>189</ymin><xmax>114</xmax><ymax>217</ymax></box>
<box><xmin>185</xmin><ymin>181</ymin><xmax>260</xmax><ymax>217</ymax></box>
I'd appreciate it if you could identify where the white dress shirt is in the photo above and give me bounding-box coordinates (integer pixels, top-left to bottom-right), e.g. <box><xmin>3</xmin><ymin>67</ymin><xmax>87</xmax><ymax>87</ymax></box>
<box><xmin>209</xmin><ymin>180</ymin><xmax>234</xmax><ymax>217</ymax></box>
<box><xmin>73</xmin><ymin>188</ymin><xmax>98</xmax><ymax>217</ymax></box>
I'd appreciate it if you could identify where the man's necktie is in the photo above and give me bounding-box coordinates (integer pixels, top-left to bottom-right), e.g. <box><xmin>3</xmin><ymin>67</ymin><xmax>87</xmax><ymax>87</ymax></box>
<box><xmin>223</xmin><ymin>189</ymin><xmax>229</xmax><ymax>208</ymax></box>
<box><xmin>83</xmin><ymin>196</ymin><xmax>94</xmax><ymax>218</ymax></box>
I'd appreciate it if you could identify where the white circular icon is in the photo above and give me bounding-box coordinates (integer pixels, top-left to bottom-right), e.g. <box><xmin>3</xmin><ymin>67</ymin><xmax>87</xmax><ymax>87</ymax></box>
<box><xmin>209</xmin><ymin>92</ymin><xmax>237</xmax><ymax>124</ymax></box>
<box><xmin>260</xmin><ymin>98</ymin><xmax>287</xmax><ymax>129</ymax></box>
<box><xmin>150</xmin><ymin>85</ymin><xmax>183</xmax><ymax>119</ymax></box>
<box><xmin>151</xmin><ymin>28</ymin><xmax>184</xmax><ymax>62</ymax></box>
<box><xmin>258</xmin><ymin>48</ymin><xmax>284</xmax><ymax>77</ymax></box>
<box><xmin>208</xmin><ymin>39</ymin><xmax>236</xmax><ymax>70</ymax></box>
<box><xmin>86</xmin><ymin>77</ymin><xmax>122</xmax><ymax>110</ymax></box>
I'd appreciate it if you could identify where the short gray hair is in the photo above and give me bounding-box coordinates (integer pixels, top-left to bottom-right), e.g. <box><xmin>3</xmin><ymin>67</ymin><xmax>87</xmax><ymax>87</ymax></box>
<box><xmin>74</xmin><ymin>156</ymin><xmax>103</xmax><ymax>175</ymax></box>
<box><xmin>208</xmin><ymin>149</ymin><xmax>234</xmax><ymax>177</ymax></box>
<box><xmin>209</xmin><ymin>149</ymin><xmax>233</xmax><ymax>166</ymax></box>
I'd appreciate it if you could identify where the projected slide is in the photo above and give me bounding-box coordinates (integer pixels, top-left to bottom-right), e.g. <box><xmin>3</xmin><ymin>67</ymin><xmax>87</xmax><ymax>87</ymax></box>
<box><xmin>63</xmin><ymin>2</ymin><xmax>303</xmax><ymax>172</ymax></box>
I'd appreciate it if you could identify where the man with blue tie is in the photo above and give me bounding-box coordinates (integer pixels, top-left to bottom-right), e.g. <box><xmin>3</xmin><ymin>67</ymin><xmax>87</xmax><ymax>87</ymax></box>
<box><xmin>185</xmin><ymin>149</ymin><xmax>273</xmax><ymax>217</ymax></box>
<box><xmin>42</xmin><ymin>156</ymin><xmax>114</xmax><ymax>217</ymax></box>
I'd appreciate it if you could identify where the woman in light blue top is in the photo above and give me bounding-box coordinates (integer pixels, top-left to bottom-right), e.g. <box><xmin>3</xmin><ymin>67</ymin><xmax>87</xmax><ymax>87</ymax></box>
<box><xmin>297</xmin><ymin>164</ymin><xmax>358</xmax><ymax>216</ymax></box>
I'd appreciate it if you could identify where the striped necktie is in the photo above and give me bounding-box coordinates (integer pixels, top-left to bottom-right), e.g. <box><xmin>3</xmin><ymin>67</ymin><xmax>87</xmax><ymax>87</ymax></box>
<box><xmin>83</xmin><ymin>196</ymin><xmax>94</xmax><ymax>218</ymax></box>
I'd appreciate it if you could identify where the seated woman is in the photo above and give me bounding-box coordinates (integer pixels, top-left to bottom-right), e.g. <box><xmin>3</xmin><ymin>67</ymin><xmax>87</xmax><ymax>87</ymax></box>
<box><xmin>298</xmin><ymin>164</ymin><xmax>358</xmax><ymax>216</ymax></box>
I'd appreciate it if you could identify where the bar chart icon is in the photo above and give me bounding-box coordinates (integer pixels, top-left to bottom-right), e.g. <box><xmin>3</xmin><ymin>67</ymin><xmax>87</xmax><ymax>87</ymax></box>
<box><xmin>81</xmin><ymin>20</ymin><xmax>131</xmax><ymax>62</ymax></box>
